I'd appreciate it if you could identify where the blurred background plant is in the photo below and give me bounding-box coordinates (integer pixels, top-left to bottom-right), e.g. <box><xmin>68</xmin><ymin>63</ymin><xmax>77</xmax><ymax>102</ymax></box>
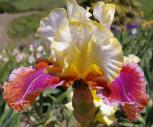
<box><xmin>0</xmin><ymin>0</ymin><xmax>153</xmax><ymax>126</ymax></box>
<box><xmin>80</xmin><ymin>0</ymin><xmax>143</xmax><ymax>31</ymax></box>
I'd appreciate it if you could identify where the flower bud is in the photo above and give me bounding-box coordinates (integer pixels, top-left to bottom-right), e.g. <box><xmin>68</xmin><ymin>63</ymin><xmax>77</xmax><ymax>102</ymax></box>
<box><xmin>72</xmin><ymin>79</ymin><xmax>96</xmax><ymax>127</ymax></box>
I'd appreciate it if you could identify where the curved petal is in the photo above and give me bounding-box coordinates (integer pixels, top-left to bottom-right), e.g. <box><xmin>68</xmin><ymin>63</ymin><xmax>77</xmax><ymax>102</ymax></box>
<box><xmin>90</xmin><ymin>21</ymin><xmax>123</xmax><ymax>83</ymax></box>
<box><xmin>3</xmin><ymin>67</ymin><xmax>63</xmax><ymax>112</ymax></box>
<box><xmin>124</xmin><ymin>54</ymin><xmax>141</xmax><ymax>64</ymax></box>
<box><xmin>37</xmin><ymin>8</ymin><xmax>71</xmax><ymax>43</ymax></box>
<box><xmin>91</xmin><ymin>90</ymin><xmax>116</xmax><ymax>126</ymax></box>
<box><xmin>50</xmin><ymin>20</ymin><xmax>123</xmax><ymax>83</ymax></box>
<box><xmin>67</xmin><ymin>0</ymin><xmax>91</xmax><ymax>21</ymax></box>
<box><xmin>37</xmin><ymin>1</ymin><xmax>122</xmax><ymax>82</ymax></box>
<box><xmin>108</xmin><ymin>63</ymin><xmax>149</xmax><ymax>121</ymax></box>
<box><xmin>93</xmin><ymin>2</ymin><xmax>115</xmax><ymax>28</ymax></box>
<box><xmin>51</xmin><ymin>21</ymin><xmax>94</xmax><ymax>78</ymax></box>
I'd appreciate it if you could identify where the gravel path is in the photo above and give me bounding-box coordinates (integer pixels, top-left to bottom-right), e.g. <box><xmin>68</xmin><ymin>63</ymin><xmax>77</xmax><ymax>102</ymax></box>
<box><xmin>0</xmin><ymin>12</ymin><xmax>35</xmax><ymax>49</ymax></box>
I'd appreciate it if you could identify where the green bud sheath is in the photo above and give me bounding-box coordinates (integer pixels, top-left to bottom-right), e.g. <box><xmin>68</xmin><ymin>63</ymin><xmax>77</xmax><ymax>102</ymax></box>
<box><xmin>72</xmin><ymin>79</ymin><xmax>96</xmax><ymax>127</ymax></box>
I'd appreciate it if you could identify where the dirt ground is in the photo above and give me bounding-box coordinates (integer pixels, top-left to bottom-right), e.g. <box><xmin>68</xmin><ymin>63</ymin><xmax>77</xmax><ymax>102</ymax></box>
<box><xmin>0</xmin><ymin>12</ymin><xmax>35</xmax><ymax>49</ymax></box>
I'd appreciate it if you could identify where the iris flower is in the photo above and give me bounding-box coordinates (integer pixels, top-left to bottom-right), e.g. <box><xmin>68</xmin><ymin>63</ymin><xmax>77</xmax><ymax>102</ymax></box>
<box><xmin>3</xmin><ymin>0</ymin><xmax>148</xmax><ymax>125</ymax></box>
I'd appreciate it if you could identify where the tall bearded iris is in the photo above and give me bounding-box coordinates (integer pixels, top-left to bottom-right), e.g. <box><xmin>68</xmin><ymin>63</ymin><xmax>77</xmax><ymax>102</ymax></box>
<box><xmin>2</xmin><ymin>0</ymin><xmax>148</xmax><ymax>126</ymax></box>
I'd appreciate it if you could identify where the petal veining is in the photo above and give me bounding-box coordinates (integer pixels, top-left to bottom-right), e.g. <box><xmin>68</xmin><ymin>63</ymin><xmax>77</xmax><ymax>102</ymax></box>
<box><xmin>108</xmin><ymin>63</ymin><xmax>149</xmax><ymax>121</ymax></box>
<box><xmin>3</xmin><ymin>67</ymin><xmax>63</xmax><ymax>111</ymax></box>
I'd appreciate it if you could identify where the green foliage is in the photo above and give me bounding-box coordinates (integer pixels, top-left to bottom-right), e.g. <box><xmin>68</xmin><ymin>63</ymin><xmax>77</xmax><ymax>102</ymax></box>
<box><xmin>0</xmin><ymin>2</ymin><xmax>18</xmax><ymax>13</ymax></box>
<box><xmin>12</xmin><ymin>0</ymin><xmax>66</xmax><ymax>11</ymax></box>
<box><xmin>25</xmin><ymin>88</ymin><xmax>73</xmax><ymax>126</ymax></box>
<box><xmin>140</xmin><ymin>0</ymin><xmax>153</xmax><ymax>19</ymax></box>
<box><xmin>0</xmin><ymin>0</ymin><xmax>66</xmax><ymax>13</ymax></box>
<box><xmin>7</xmin><ymin>11</ymin><xmax>48</xmax><ymax>39</ymax></box>
<box><xmin>0</xmin><ymin>108</ymin><xmax>21</xmax><ymax>127</ymax></box>
<box><xmin>0</xmin><ymin>0</ymin><xmax>18</xmax><ymax>2</ymax></box>
<box><xmin>0</xmin><ymin>50</ymin><xmax>23</xmax><ymax>127</ymax></box>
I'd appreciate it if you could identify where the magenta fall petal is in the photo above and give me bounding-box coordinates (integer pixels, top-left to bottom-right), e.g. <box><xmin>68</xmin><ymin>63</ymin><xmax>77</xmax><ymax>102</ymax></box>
<box><xmin>3</xmin><ymin>66</ymin><xmax>63</xmax><ymax>112</ymax></box>
<box><xmin>108</xmin><ymin>63</ymin><xmax>149</xmax><ymax>121</ymax></box>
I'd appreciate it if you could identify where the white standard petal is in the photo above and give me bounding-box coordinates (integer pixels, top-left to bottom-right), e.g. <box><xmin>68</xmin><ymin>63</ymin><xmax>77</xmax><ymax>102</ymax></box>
<box><xmin>51</xmin><ymin>21</ymin><xmax>123</xmax><ymax>81</ymax></box>
<box><xmin>93</xmin><ymin>2</ymin><xmax>115</xmax><ymax>28</ymax></box>
<box><xmin>58</xmin><ymin>21</ymin><xmax>95</xmax><ymax>77</ymax></box>
<box><xmin>88</xmin><ymin>21</ymin><xmax>123</xmax><ymax>83</ymax></box>
<box><xmin>124</xmin><ymin>54</ymin><xmax>141</xmax><ymax>64</ymax></box>
<box><xmin>97</xmin><ymin>38</ymin><xmax>123</xmax><ymax>83</ymax></box>
<box><xmin>67</xmin><ymin>0</ymin><xmax>92</xmax><ymax>21</ymax></box>
<box><xmin>37</xmin><ymin>8</ymin><xmax>71</xmax><ymax>43</ymax></box>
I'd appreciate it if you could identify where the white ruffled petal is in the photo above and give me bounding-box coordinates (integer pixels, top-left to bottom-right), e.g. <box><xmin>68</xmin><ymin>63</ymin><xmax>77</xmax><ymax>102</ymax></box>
<box><xmin>90</xmin><ymin>22</ymin><xmax>123</xmax><ymax>83</ymax></box>
<box><xmin>93</xmin><ymin>2</ymin><xmax>115</xmax><ymax>28</ymax></box>
<box><xmin>67</xmin><ymin>0</ymin><xmax>92</xmax><ymax>21</ymax></box>
<box><xmin>124</xmin><ymin>54</ymin><xmax>141</xmax><ymax>64</ymax></box>
<box><xmin>37</xmin><ymin>8</ymin><xmax>71</xmax><ymax>43</ymax></box>
<box><xmin>37</xmin><ymin>0</ymin><xmax>123</xmax><ymax>82</ymax></box>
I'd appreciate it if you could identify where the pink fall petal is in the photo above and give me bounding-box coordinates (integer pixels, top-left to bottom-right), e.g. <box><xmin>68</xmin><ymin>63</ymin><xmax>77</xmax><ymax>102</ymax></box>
<box><xmin>3</xmin><ymin>67</ymin><xmax>63</xmax><ymax>112</ymax></box>
<box><xmin>108</xmin><ymin>63</ymin><xmax>149</xmax><ymax>121</ymax></box>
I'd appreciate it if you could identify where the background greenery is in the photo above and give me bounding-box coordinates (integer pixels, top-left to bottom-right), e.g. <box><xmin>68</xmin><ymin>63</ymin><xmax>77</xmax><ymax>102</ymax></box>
<box><xmin>0</xmin><ymin>0</ymin><xmax>65</xmax><ymax>12</ymax></box>
<box><xmin>0</xmin><ymin>0</ymin><xmax>153</xmax><ymax>126</ymax></box>
<box><xmin>140</xmin><ymin>0</ymin><xmax>153</xmax><ymax>19</ymax></box>
<box><xmin>1</xmin><ymin>0</ymin><xmax>153</xmax><ymax>18</ymax></box>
